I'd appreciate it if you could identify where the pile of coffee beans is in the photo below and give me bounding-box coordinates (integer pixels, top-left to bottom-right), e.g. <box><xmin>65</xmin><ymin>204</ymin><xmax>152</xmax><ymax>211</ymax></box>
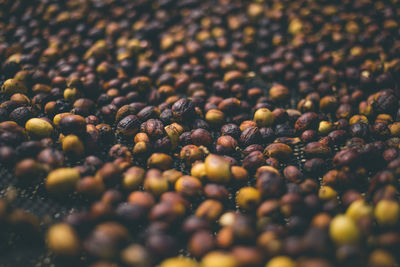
<box><xmin>0</xmin><ymin>0</ymin><xmax>400</xmax><ymax>266</ymax></box>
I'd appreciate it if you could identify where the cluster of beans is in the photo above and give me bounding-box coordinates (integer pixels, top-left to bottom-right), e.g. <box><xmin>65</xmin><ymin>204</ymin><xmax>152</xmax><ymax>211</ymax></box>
<box><xmin>0</xmin><ymin>0</ymin><xmax>400</xmax><ymax>266</ymax></box>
